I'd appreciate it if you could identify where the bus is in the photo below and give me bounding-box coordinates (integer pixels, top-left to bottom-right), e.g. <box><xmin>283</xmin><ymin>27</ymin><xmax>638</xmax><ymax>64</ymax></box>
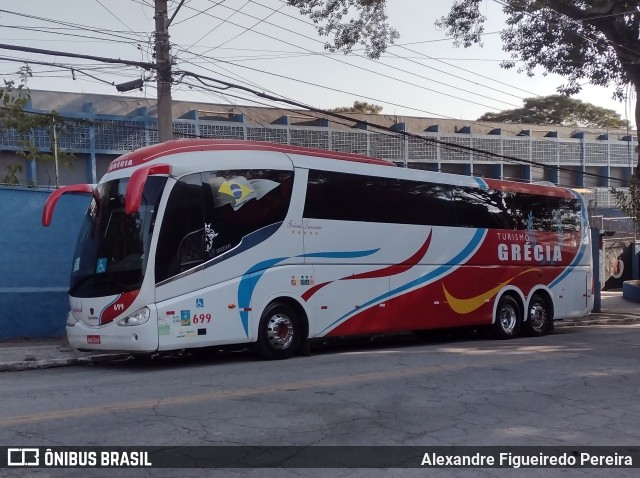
<box><xmin>42</xmin><ymin>139</ymin><xmax>593</xmax><ymax>359</ymax></box>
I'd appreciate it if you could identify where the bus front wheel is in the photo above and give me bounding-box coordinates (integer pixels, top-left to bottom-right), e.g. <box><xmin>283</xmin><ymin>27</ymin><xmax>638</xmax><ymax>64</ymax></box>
<box><xmin>255</xmin><ymin>302</ymin><xmax>301</xmax><ymax>360</ymax></box>
<box><xmin>493</xmin><ymin>295</ymin><xmax>522</xmax><ymax>339</ymax></box>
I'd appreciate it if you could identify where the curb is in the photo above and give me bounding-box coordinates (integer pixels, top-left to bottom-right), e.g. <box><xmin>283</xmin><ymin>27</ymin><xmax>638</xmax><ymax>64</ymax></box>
<box><xmin>557</xmin><ymin>315</ymin><xmax>640</xmax><ymax>327</ymax></box>
<box><xmin>2</xmin><ymin>316</ymin><xmax>639</xmax><ymax>372</ymax></box>
<box><xmin>0</xmin><ymin>353</ymin><xmax>131</xmax><ymax>372</ymax></box>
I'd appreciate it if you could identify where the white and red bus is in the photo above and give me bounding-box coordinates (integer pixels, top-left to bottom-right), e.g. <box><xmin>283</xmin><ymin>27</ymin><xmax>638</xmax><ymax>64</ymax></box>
<box><xmin>43</xmin><ymin>139</ymin><xmax>593</xmax><ymax>359</ymax></box>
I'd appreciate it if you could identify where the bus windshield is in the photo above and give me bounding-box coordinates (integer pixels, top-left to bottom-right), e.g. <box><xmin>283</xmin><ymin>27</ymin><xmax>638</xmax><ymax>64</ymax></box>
<box><xmin>70</xmin><ymin>176</ymin><xmax>166</xmax><ymax>298</ymax></box>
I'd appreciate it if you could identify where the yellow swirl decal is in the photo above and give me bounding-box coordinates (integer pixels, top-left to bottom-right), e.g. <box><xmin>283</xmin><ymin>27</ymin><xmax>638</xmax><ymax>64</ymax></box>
<box><xmin>443</xmin><ymin>268</ymin><xmax>541</xmax><ymax>315</ymax></box>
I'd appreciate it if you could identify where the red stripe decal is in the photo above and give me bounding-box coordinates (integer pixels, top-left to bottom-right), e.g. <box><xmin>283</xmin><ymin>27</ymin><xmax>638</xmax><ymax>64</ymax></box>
<box><xmin>301</xmin><ymin>231</ymin><xmax>433</xmax><ymax>302</ymax></box>
<box><xmin>343</xmin><ymin>231</ymin><xmax>433</xmax><ymax>281</ymax></box>
<box><xmin>301</xmin><ymin>281</ymin><xmax>332</xmax><ymax>302</ymax></box>
<box><xmin>99</xmin><ymin>290</ymin><xmax>140</xmax><ymax>325</ymax></box>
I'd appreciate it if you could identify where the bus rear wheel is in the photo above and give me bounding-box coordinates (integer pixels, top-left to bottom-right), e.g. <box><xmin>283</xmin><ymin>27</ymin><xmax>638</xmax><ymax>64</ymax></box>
<box><xmin>523</xmin><ymin>293</ymin><xmax>552</xmax><ymax>337</ymax></box>
<box><xmin>493</xmin><ymin>295</ymin><xmax>521</xmax><ymax>339</ymax></box>
<box><xmin>255</xmin><ymin>302</ymin><xmax>301</xmax><ymax>360</ymax></box>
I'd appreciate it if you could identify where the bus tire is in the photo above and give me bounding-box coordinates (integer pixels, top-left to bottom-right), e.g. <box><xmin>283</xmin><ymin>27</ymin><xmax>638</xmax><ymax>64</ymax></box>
<box><xmin>255</xmin><ymin>301</ymin><xmax>301</xmax><ymax>360</ymax></box>
<box><xmin>523</xmin><ymin>293</ymin><xmax>552</xmax><ymax>337</ymax></box>
<box><xmin>493</xmin><ymin>294</ymin><xmax>521</xmax><ymax>339</ymax></box>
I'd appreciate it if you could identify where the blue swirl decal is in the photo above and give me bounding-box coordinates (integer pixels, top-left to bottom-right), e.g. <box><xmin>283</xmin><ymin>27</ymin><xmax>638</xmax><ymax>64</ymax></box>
<box><xmin>237</xmin><ymin>248</ymin><xmax>380</xmax><ymax>336</ymax></box>
<box><xmin>473</xmin><ymin>177</ymin><xmax>488</xmax><ymax>190</ymax></box>
<box><xmin>238</xmin><ymin>257</ymin><xmax>288</xmax><ymax>336</ymax></box>
<box><xmin>301</xmin><ymin>249</ymin><xmax>379</xmax><ymax>259</ymax></box>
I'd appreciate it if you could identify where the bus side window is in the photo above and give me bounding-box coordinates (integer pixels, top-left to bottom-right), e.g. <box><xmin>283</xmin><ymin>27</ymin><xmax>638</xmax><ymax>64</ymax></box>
<box><xmin>201</xmin><ymin>169</ymin><xmax>294</xmax><ymax>259</ymax></box>
<box><xmin>178</xmin><ymin>228</ymin><xmax>205</xmax><ymax>271</ymax></box>
<box><xmin>451</xmin><ymin>187</ymin><xmax>513</xmax><ymax>230</ymax></box>
<box><xmin>551</xmin><ymin>197</ymin><xmax>581</xmax><ymax>233</ymax></box>
<box><xmin>155</xmin><ymin>174</ymin><xmax>205</xmax><ymax>283</ymax></box>
<box><xmin>511</xmin><ymin>194</ymin><xmax>553</xmax><ymax>231</ymax></box>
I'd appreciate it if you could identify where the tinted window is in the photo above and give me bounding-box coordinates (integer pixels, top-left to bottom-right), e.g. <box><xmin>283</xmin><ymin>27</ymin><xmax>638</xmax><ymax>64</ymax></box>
<box><xmin>453</xmin><ymin>187</ymin><xmax>514</xmax><ymax>229</ymax></box>
<box><xmin>303</xmin><ymin>170</ymin><xmax>387</xmax><ymax>222</ymax></box>
<box><xmin>155</xmin><ymin>174</ymin><xmax>204</xmax><ymax>283</ymax></box>
<box><xmin>202</xmin><ymin>169</ymin><xmax>293</xmax><ymax>259</ymax></box>
<box><xmin>553</xmin><ymin>198</ymin><xmax>581</xmax><ymax>233</ymax></box>
<box><xmin>70</xmin><ymin>177</ymin><xmax>166</xmax><ymax>298</ymax></box>
<box><xmin>509</xmin><ymin>194</ymin><xmax>581</xmax><ymax>232</ymax></box>
<box><xmin>304</xmin><ymin>170</ymin><xmax>456</xmax><ymax>226</ymax></box>
<box><xmin>389</xmin><ymin>180</ymin><xmax>455</xmax><ymax>226</ymax></box>
<box><xmin>155</xmin><ymin>169</ymin><xmax>293</xmax><ymax>283</ymax></box>
<box><xmin>304</xmin><ymin>169</ymin><xmax>581</xmax><ymax>232</ymax></box>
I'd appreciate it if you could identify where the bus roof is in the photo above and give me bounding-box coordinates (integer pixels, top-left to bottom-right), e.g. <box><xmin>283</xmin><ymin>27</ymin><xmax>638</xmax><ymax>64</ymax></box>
<box><xmin>483</xmin><ymin>178</ymin><xmax>575</xmax><ymax>198</ymax></box>
<box><xmin>106</xmin><ymin>139</ymin><xmax>395</xmax><ymax>173</ymax></box>
<box><xmin>105</xmin><ymin>139</ymin><xmax>576</xmax><ymax>199</ymax></box>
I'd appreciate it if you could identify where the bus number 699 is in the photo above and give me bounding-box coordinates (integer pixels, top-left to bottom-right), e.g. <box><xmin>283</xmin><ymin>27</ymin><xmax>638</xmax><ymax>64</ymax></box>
<box><xmin>193</xmin><ymin>314</ymin><xmax>212</xmax><ymax>324</ymax></box>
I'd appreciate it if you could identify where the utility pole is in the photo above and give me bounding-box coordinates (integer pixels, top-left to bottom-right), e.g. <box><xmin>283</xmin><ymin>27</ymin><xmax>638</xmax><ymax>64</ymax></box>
<box><xmin>52</xmin><ymin>117</ymin><xmax>60</xmax><ymax>188</ymax></box>
<box><xmin>155</xmin><ymin>0</ymin><xmax>172</xmax><ymax>142</ymax></box>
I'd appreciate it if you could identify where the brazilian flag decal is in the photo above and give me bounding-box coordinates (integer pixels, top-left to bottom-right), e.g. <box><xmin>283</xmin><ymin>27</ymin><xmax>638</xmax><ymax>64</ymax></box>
<box><xmin>219</xmin><ymin>179</ymin><xmax>253</xmax><ymax>202</ymax></box>
<box><xmin>213</xmin><ymin>176</ymin><xmax>279</xmax><ymax>211</ymax></box>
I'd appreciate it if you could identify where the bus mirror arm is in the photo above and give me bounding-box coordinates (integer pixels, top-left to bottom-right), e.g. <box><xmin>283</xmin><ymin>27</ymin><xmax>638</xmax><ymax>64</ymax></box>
<box><xmin>42</xmin><ymin>184</ymin><xmax>94</xmax><ymax>227</ymax></box>
<box><xmin>125</xmin><ymin>164</ymin><xmax>172</xmax><ymax>215</ymax></box>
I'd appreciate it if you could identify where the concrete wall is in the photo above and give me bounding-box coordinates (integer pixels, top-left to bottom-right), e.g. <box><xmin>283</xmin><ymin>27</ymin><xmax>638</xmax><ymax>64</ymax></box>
<box><xmin>0</xmin><ymin>186</ymin><xmax>87</xmax><ymax>340</ymax></box>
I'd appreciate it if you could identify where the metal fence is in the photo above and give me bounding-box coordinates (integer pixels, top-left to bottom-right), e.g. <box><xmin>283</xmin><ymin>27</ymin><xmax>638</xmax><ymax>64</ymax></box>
<box><xmin>1</xmin><ymin>112</ymin><xmax>636</xmax><ymax>207</ymax></box>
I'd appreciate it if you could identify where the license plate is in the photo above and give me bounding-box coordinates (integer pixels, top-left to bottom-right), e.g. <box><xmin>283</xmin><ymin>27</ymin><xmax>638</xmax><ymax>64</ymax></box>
<box><xmin>87</xmin><ymin>335</ymin><xmax>101</xmax><ymax>344</ymax></box>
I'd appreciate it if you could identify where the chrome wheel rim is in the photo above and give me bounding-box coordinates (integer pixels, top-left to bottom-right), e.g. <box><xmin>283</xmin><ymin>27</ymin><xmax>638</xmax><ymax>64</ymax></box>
<box><xmin>499</xmin><ymin>303</ymin><xmax>518</xmax><ymax>335</ymax></box>
<box><xmin>528</xmin><ymin>302</ymin><xmax>547</xmax><ymax>331</ymax></box>
<box><xmin>266</xmin><ymin>313</ymin><xmax>294</xmax><ymax>350</ymax></box>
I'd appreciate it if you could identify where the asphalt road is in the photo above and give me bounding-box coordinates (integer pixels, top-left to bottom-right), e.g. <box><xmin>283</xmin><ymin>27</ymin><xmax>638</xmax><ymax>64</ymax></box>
<box><xmin>1</xmin><ymin>324</ymin><xmax>639</xmax><ymax>478</ymax></box>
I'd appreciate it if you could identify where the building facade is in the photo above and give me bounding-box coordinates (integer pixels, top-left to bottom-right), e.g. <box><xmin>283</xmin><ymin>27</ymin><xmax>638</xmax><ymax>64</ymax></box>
<box><xmin>0</xmin><ymin>89</ymin><xmax>636</xmax><ymax>213</ymax></box>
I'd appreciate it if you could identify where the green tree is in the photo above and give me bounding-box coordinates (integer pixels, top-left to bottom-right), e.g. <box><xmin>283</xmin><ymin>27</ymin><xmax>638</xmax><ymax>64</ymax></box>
<box><xmin>478</xmin><ymin>94</ymin><xmax>629</xmax><ymax>128</ymax></box>
<box><xmin>437</xmin><ymin>0</ymin><xmax>640</xmax><ymax>231</ymax></box>
<box><xmin>1</xmin><ymin>66</ymin><xmax>79</xmax><ymax>186</ymax></box>
<box><xmin>612</xmin><ymin>176</ymin><xmax>640</xmax><ymax>234</ymax></box>
<box><xmin>291</xmin><ymin>2</ymin><xmax>640</xmax><ymax>140</ymax></box>
<box><xmin>328</xmin><ymin>101</ymin><xmax>384</xmax><ymax>114</ymax></box>
<box><xmin>436</xmin><ymin>1</ymin><xmax>640</xmax><ymax>146</ymax></box>
<box><xmin>287</xmin><ymin>0</ymin><xmax>398</xmax><ymax>59</ymax></box>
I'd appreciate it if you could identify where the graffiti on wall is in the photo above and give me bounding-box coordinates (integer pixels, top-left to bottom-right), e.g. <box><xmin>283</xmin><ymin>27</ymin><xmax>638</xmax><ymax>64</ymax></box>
<box><xmin>601</xmin><ymin>240</ymin><xmax>633</xmax><ymax>290</ymax></box>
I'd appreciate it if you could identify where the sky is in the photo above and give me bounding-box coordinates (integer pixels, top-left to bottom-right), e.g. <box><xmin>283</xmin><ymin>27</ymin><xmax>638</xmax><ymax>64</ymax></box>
<box><xmin>0</xmin><ymin>0</ymin><xmax>635</xmax><ymax>127</ymax></box>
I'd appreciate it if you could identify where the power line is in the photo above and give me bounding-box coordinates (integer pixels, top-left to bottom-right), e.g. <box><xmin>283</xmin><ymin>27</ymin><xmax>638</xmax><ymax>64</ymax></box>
<box><xmin>0</xmin><ymin>42</ymin><xmax>157</xmax><ymax>70</ymax></box>
<box><xmin>0</xmin><ymin>24</ymin><xmax>144</xmax><ymax>44</ymax></box>
<box><xmin>169</xmin><ymin>0</ymin><xmax>226</xmax><ymax>26</ymax></box>
<box><xmin>0</xmin><ymin>6</ymin><xmax>630</xmax><ymax>182</ymax></box>
<box><xmin>177</xmin><ymin>55</ymin><xmax>482</xmax><ymax>118</ymax></box>
<box><xmin>178</xmin><ymin>78</ymin><xmax>519</xmax><ymax>166</ymax></box>
<box><xmin>0</xmin><ymin>56</ymin><xmax>119</xmax><ymax>86</ymax></box>
<box><xmin>178</xmin><ymin>50</ymin><xmax>631</xmax><ymax>148</ymax></box>
<box><xmin>175</xmin><ymin>68</ymin><xmax>631</xmax><ymax>185</ymax></box>
<box><xmin>0</xmin><ymin>101</ymin><xmax>627</xmax><ymax>186</ymax></box>
<box><xmin>184</xmin><ymin>0</ymin><xmax>236</xmax><ymax>50</ymax></box>
<box><xmin>0</xmin><ymin>9</ymin><xmax>149</xmax><ymax>43</ymax></box>
<box><xmin>94</xmin><ymin>0</ymin><xmax>140</xmax><ymax>37</ymax></box>
<box><xmin>252</xmin><ymin>0</ymin><xmax>538</xmax><ymax>100</ymax></box>
<box><xmin>170</xmin><ymin>1</ymin><xmax>521</xmax><ymax>110</ymax></box>
<box><xmin>392</xmin><ymin>43</ymin><xmax>542</xmax><ymax>98</ymax></box>
<box><xmin>4</xmin><ymin>2</ymin><xmax>540</xmax><ymax>127</ymax></box>
<box><xmin>1</xmin><ymin>32</ymin><xmax>622</xmax><ymax>151</ymax></box>
<box><xmin>210</xmin><ymin>1</ymin><xmax>287</xmax><ymax>52</ymax></box>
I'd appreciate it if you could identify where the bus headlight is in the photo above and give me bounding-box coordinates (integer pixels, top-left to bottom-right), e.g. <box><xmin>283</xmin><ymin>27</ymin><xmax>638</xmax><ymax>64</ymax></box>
<box><xmin>116</xmin><ymin>307</ymin><xmax>150</xmax><ymax>327</ymax></box>
<box><xmin>66</xmin><ymin>311</ymin><xmax>78</xmax><ymax>327</ymax></box>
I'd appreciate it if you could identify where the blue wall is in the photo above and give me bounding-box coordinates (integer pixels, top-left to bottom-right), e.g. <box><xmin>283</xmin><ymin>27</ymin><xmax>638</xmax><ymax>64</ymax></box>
<box><xmin>0</xmin><ymin>187</ymin><xmax>87</xmax><ymax>339</ymax></box>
